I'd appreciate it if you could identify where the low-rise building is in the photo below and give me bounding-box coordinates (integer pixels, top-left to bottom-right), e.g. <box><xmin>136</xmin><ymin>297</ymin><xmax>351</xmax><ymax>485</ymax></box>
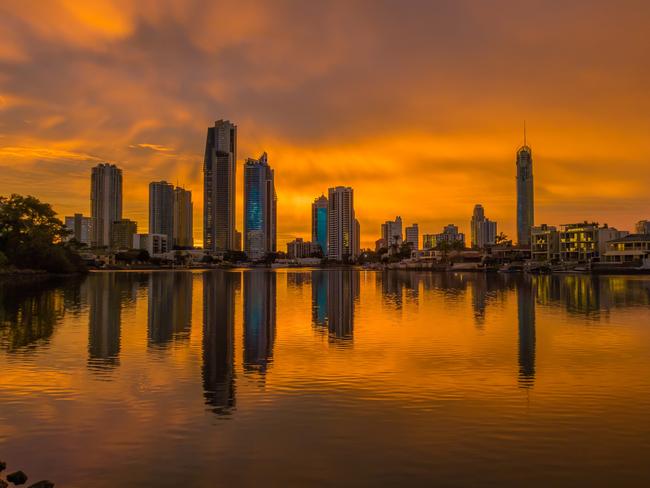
<box><xmin>133</xmin><ymin>233</ymin><xmax>169</xmax><ymax>255</ymax></box>
<box><xmin>111</xmin><ymin>219</ymin><xmax>137</xmax><ymax>250</ymax></box>
<box><xmin>531</xmin><ymin>224</ymin><xmax>560</xmax><ymax>262</ymax></box>
<box><xmin>422</xmin><ymin>234</ymin><xmax>436</xmax><ymax>250</ymax></box>
<box><xmin>435</xmin><ymin>224</ymin><xmax>465</xmax><ymax>248</ymax></box>
<box><xmin>64</xmin><ymin>213</ymin><xmax>93</xmax><ymax>247</ymax></box>
<box><xmin>287</xmin><ymin>238</ymin><xmax>314</xmax><ymax>259</ymax></box>
<box><xmin>635</xmin><ymin>220</ymin><xmax>650</xmax><ymax>235</ymax></box>
<box><xmin>559</xmin><ymin>222</ymin><xmax>626</xmax><ymax>263</ymax></box>
<box><xmin>603</xmin><ymin>234</ymin><xmax>650</xmax><ymax>264</ymax></box>
<box><xmin>375</xmin><ymin>238</ymin><xmax>387</xmax><ymax>252</ymax></box>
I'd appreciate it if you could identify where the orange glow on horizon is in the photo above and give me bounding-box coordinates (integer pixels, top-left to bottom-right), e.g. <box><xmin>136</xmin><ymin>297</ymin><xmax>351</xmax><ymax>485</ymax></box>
<box><xmin>0</xmin><ymin>1</ymin><xmax>649</xmax><ymax>250</ymax></box>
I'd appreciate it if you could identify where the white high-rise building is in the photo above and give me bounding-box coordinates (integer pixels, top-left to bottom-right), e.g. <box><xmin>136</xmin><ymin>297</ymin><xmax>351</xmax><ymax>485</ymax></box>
<box><xmin>327</xmin><ymin>186</ymin><xmax>357</xmax><ymax>261</ymax></box>
<box><xmin>471</xmin><ymin>204</ymin><xmax>497</xmax><ymax>249</ymax></box>
<box><xmin>381</xmin><ymin>216</ymin><xmax>403</xmax><ymax>247</ymax></box>
<box><xmin>405</xmin><ymin>224</ymin><xmax>419</xmax><ymax>251</ymax></box>
<box><xmin>91</xmin><ymin>163</ymin><xmax>122</xmax><ymax>248</ymax></box>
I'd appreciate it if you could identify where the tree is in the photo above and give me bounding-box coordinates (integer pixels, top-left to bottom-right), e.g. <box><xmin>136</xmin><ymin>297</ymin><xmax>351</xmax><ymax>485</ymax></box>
<box><xmin>0</xmin><ymin>194</ymin><xmax>85</xmax><ymax>273</ymax></box>
<box><xmin>495</xmin><ymin>232</ymin><xmax>509</xmax><ymax>245</ymax></box>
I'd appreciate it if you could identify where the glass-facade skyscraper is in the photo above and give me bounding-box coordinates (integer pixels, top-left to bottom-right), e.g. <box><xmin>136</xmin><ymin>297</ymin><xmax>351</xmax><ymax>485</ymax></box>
<box><xmin>312</xmin><ymin>195</ymin><xmax>328</xmax><ymax>255</ymax></box>
<box><xmin>243</xmin><ymin>152</ymin><xmax>276</xmax><ymax>260</ymax></box>
<box><xmin>204</xmin><ymin>120</ymin><xmax>237</xmax><ymax>251</ymax></box>
<box><xmin>516</xmin><ymin>140</ymin><xmax>534</xmax><ymax>246</ymax></box>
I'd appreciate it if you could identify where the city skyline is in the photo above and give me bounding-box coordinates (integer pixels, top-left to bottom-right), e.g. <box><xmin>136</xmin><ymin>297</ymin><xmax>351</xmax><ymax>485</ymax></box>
<box><xmin>1</xmin><ymin>2</ymin><xmax>649</xmax><ymax>250</ymax></box>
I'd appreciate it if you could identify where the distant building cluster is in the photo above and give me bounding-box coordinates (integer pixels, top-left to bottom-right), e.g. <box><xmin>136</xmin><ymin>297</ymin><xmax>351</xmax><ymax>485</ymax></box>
<box><xmin>62</xmin><ymin>121</ymin><xmax>649</xmax><ymax>269</ymax></box>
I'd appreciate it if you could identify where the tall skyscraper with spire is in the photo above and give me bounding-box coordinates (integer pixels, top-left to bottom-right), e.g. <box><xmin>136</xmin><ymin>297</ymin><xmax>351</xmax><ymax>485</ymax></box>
<box><xmin>204</xmin><ymin>120</ymin><xmax>237</xmax><ymax>251</ymax></box>
<box><xmin>243</xmin><ymin>152</ymin><xmax>276</xmax><ymax>260</ymax></box>
<box><xmin>516</xmin><ymin>125</ymin><xmax>534</xmax><ymax>246</ymax></box>
<box><xmin>91</xmin><ymin>163</ymin><xmax>122</xmax><ymax>248</ymax></box>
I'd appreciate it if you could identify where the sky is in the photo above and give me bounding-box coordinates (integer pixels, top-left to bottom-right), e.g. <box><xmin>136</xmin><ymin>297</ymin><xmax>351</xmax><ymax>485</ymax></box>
<box><xmin>0</xmin><ymin>0</ymin><xmax>649</xmax><ymax>249</ymax></box>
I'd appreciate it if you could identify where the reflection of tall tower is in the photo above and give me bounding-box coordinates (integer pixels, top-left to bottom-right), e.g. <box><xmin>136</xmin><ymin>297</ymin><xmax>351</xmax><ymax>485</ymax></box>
<box><xmin>243</xmin><ymin>271</ymin><xmax>276</xmax><ymax>373</ymax></box>
<box><xmin>471</xmin><ymin>274</ymin><xmax>488</xmax><ymax>326</ymax></box>
<box><xmin>88</xmin><ymin>273</ymin><xmax>123</xmax><ymax>370</ymax></box>
<box><xmin>327</xmin><ymin>269</ymin><xmax>359</xmax><ymax>341</ymax></box>
<box><xmin>517</xmin><ymin>276</ymin><xmax>536</xmax><ymax>387</ymax></box>
<box><xmin>311</xmin><ymin>270</ymin><xmax>329</xmax><ymax>331</ymax></box>
<box><xmin>516</xmin><ymin>126</ymin><xmax>534</xmax><ymax>246</ymax></box>
<box><xmin>148</xmin><ymin>272</ymin><xmax>193</xmax><ymax>347</ymax></box>
<box><xmin>202</xmin><ymin>271</ymin><xmax>239</xmax><ymax>415</ymax></box>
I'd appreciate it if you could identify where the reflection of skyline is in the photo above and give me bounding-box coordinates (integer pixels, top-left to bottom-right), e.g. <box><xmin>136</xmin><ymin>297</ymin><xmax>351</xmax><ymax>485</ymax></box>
<box><xmin>88</xmin><ymin>273</ymin><xmax>145</xmax><ymax>371</ymax></box>
<box><xmin>0</xmin><ymin>279</ymin><xmax>69</xmax><ymax>352</ymax></box>
<box><xmin>287</xmin><ymin>271</ymin><xmax>311</xmax><ymax>289</ymax></box>
<box><xmin>311</xmin><ymin>270</ymin><xmax>329</xmax><ymax>333</ymax></box>
<box><xmin>87</xmin><ymin>274</ymin><xmax>121</xmax><ymax>370</ymax></box>
<box><xmin>243</xmin><ymin>271</ymin><xmax>276</xmax><ymax>374</ymax></box>
<box><xmin>379</xmin><ymin>271</ymin><xmax>419</xmax><ymax>309</ymax></box>
<box><xmin>470</xmin><ymin>274</ymin><xmax>501</xmax><ymax>327</ymax></box>
<box><xmin>327</xmin><ymin>270</ymin><xmax>359</xmax><ymax>342</ymax></box>
<box><xmin>517</xmin><ymin>276</ymin><xmax>536</xmax><ymax>388</ymax></box>
<box><xmin>148</xmin><ymin>272</ymin><xmax>193</xmax><ymax>348</ymax></box>
<box><xmin>202</xmin><ymin>271</ymin><xmax>239</xmax><ymax>415</ymax></box>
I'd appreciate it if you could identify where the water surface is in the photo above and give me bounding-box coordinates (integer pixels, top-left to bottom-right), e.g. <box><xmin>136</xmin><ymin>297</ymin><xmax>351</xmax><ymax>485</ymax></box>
<box><xmin>1</xmin><ymin>270</ymin><xmax>649</xmax><ymax>487</ymax></box>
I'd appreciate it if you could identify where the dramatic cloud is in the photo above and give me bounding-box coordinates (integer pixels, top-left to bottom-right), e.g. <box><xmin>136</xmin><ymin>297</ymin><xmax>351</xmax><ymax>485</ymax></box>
<box><xmin>0</xmin><ymin>0</ymin><xmax>649</xmax><ymax>247</ymax></box>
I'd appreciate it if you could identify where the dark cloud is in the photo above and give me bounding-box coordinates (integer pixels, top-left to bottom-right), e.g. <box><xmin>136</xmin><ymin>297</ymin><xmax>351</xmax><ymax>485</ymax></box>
<box><xmin>0</xmin><ymin>0</ymin><xmax>649</xmax><ymax>245</ymax></box>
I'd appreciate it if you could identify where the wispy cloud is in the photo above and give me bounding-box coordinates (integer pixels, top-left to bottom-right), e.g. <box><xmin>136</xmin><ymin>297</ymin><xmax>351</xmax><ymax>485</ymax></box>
<box><xmin>0</xmin><ymin>0</ymin><xmax>648</xmax><ymax>248</ymax></box>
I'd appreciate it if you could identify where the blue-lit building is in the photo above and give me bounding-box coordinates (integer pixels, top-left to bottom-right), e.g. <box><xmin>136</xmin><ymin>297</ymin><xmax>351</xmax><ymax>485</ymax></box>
<box><xmin>244</xmin><ymin>152</ymin><xmax>277</xmax><ymax>260</ymax></box>
<box><xmin>312</xmin><ymin>195</ymin><xmax>328</xmax><ymax>255</ymax></box>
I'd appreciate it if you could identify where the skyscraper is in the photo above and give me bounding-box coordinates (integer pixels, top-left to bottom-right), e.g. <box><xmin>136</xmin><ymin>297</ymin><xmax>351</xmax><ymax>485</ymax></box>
<box><xmin>312</xmin><ymin>195</ymin><xmax>328</xmax><ymax>255</ymax></box>
<box><xmin>173</xmin><ymin>187</ymin><xmax>193</xmax><ymax>248</ymax></box>
<box><xmin>91</xmin><ymin>163</ymin><xmax>122</xmax><ymax>248</ymax></box>
<box><xmin>516</xmin><ymin>129</ymin><xmax>534</xmax><ymax>246</ymax></box>
<box><xmin>381</xmin><ymin>216</ymin><xmax>403</xmax><ymax>247</ymax></box>
<box><xmin>405</xmin><ymin>224</ymin><xmax>419</xmax><ymax>251</ymax></box>
<box><xmin>204</xmin><ymin>120</ymin><xmax>237</xmax><ymax>251</ymax></box>
<box><xmin>327</xmin><ymin>186</ymin><xmax>357</xmax><ymax>261</ymax></box>
<box><xmin>149</xmin><ymin>181</ymin><xmax>174</xmax><ymax>243</ymax></box>
<box><xmin>244</xmin><ymin>152</ymin><xmax>277</xmax><ymax>260</ymax></box>
<box><xmin>471</xmin><ymin>204</ymin><xmax>497</xmax><ymax>248</ymax></box>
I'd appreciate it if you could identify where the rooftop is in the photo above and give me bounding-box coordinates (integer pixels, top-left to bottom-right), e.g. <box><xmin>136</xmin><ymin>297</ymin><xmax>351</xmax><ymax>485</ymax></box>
<box><xmin>608</xmin><ymin>233</ymin><xmax>650</xmax><ymax>243</ymax></box>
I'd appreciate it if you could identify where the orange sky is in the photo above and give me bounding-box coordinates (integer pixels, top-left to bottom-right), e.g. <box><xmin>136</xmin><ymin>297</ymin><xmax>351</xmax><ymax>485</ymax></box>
<box><xmin>0</xmin><ymin>0</ymin><xmax>649</xmax><ymax>249</ymax></box>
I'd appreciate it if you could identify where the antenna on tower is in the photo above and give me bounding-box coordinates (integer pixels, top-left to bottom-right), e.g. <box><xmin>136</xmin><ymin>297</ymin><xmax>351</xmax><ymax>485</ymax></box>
<box><xmin>523</xmin><ymin>120</ymin><xmax>527</xmax><ymax>146</ymax></box>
